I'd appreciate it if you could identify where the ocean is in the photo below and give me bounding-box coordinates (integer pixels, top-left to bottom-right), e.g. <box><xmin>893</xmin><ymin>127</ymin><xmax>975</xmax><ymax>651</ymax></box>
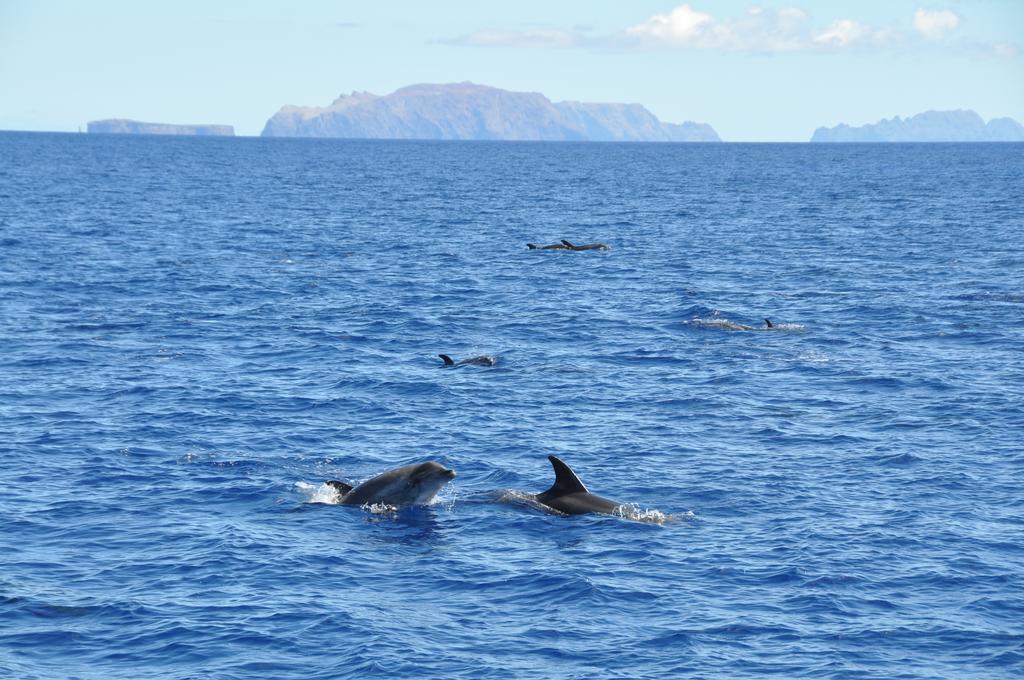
<box><xmin>1</xmin><ymin>132</ymin><xmax>1022</xmax><ymax>678</ymax></box>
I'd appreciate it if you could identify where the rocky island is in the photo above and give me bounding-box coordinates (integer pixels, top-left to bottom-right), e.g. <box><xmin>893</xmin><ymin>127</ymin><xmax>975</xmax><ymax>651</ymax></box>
<box><xmin>261</xmin><ymin>82</ymin><xmax>719</xmax><ymax>142</ymax></box>
<box><xmin>811</xmin><ymin>110</ymin><xmax>1024</xmax><ymax>142</ymax></box>
<box><xmin>87</xmin><ymin>119</ymin><xmax>235</xmax><ymax>136</ymax></box>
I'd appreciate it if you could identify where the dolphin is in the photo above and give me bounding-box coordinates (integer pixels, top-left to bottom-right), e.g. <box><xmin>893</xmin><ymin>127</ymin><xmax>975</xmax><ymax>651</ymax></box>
<box><xmin>533</xmin><ymin>455</ymin><xmax>626</xmax><ymax>516</ymax></box>
<box><xmin>327</xmin><ymin>461</ymin><xmax>456</xmax><ymax>507</ymax></box>
<box><xmin>560</xmin><ymin>239</ymin><xmax>610</xmax><ymax>251</ymax></box>
<box><xmin>697</xmin><ymin>318</ymin><xmax>775</xmax><ymax>331</ymax></box>
<box><xmin>439</xmin><ymin>354</ymin><xmax>497</xmax><ymax>367</ymax></box>
<box><xmin>527</xmin><ymin>242</ymin><xmax>571</xmax><ymax>250</ymax></box>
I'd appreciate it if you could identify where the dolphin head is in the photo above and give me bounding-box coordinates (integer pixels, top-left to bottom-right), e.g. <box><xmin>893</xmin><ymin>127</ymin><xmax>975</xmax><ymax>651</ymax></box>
<box><xmin>404</xmin><ymin>462</ymin><xmax>457</xmax><ymax>505</ymax></box>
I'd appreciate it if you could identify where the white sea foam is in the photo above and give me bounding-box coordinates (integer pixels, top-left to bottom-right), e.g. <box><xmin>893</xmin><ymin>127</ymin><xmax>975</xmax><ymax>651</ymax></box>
<box><xmin>360</xmin><ymin>493</ymin><xmax>452</xmax><ymax>513</ymax></box>
<box><xmin>294</xmin><ymin>481</ymin><xmax>343</xmax><ymax>505</ymax></box>
<box><xmin>363</xmin><ymin>502</ymin><xmax>400</xmax><ymax>514</ymax></box>
<box><xmin>613</xmin><ymin>503</ymin><xmax>684</xmax><ymax>525</ymax></box>
<box><xmin>431</xmin><ymin>484</ymin><xmax>458</xmax><ymax>511</ymax></box>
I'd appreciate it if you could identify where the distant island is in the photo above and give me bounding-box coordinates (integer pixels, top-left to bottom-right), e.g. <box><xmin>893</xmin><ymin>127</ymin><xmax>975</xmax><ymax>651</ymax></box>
<box><xmin>811</xmin><ymin>110</ymin><xmax>1024</xmax><ymax>142</ymax></box>
<box><xmin>87</xmin><ymin>119</ymin><xmax>235</xmax><ymax>136</ymax></box>
<box><xmin>261</xmin><ymin>82</ymin><xmax>719</xmax><ymax>142</ymax></box>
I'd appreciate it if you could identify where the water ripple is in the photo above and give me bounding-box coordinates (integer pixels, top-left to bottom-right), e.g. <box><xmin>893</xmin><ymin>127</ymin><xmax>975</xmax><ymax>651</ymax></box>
<box><xmin>0</xmin><ymin>134</ymin><xmax>1022</xmax><ymax>678</ymax></box>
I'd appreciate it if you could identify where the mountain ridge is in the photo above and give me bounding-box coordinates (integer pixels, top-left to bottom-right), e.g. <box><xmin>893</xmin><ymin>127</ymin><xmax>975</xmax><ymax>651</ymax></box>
<box><xmin>811</xmin><ymin>110</ymin><xmax>1024</xmax><ymax>142</ymax></box>
<box><xmin>87</xmin><ymin>119</ymin><xmax>234</xmax><ymax>136</ymax></box>
<box><xmin>261</xmin><ymin>82</ymin><xmax>719</xmax><ymax>142</ymax></box>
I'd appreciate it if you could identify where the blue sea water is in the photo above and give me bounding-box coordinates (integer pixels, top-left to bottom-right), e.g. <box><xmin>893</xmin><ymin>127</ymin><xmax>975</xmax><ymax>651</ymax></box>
<box><xmin>1</xmin><ymin>132</ymin><xmax>1023</xmax><ymax>679</ymax></box>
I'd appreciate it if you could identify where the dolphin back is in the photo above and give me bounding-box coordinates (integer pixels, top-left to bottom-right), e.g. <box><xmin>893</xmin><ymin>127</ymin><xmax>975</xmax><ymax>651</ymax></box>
<box><xmin>560</xmin><ymin>239</ymin><xmax>610</xmax><ymax>251</ymax></box>
<box><xmin>335</xmin><ymin>461</ymin><xmax>456</xmax><ymax>507</ymax></box>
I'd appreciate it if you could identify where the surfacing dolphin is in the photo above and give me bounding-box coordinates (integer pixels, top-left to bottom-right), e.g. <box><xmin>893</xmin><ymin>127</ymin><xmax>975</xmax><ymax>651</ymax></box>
<box><xmin>526</xmin><ymin>242</ymin><xmax>571</xmax><ymax>250</ymax></box>
<box><xmin>696</xmin><ymin>318</ymin><xmax>775</xmax><ymax>331</ymax></box>
<box><xmin>327</xmin><ymin>461</ymin><xmax>456</xmax><ymax>507</ymax></box>
<box><xmin>730</xmin><ymin>318</ymin><xmax>774</xmax><ymax>331</ymax></box>
<box><xmin>560</xmin><ymin>239</ymin><xmax>610</xmax><ymax>251</ymax></box>
<box><xmin>438</xmin><ymin>354</ymin><xmax>497</xmax><ymax>367</ymax></box>
<box><xmin>533</xmin><ymin>455</ymin><xmax>626</xmax><ymax>516</ymax></box>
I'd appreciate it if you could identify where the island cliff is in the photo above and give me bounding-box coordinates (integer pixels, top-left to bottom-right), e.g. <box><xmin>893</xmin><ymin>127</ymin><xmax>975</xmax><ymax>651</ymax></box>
<box><xmin>811</xmin><ymin>110</ymin><xmax>1024</xmax><ymax>142</ymax></box>
<box><xmin>87</xmin><ymin>119</ymin><xmax>235</xmax><ymax>136</ymax></box>
<box><xmin>261</xmin><ymin>82</ymin><xmax>719</xmax><ymax>142</ymax></box>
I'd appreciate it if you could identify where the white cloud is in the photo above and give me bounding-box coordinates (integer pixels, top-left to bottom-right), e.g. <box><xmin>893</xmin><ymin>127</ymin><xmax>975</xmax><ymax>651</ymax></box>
<box><xmin>623</xmin><ymin>5</ymin><xmax>811</xmax><ymax>51</ymax></box>
<box><xmin>912</xmin><ymin>8</ymin><xmax>960</xmax><ymax>39</ymax></box>
<box><xmin>623</xmin><ymin>4</ymin><xmax>885</xmax><ymax>52</ymax></box>
<box><xmin>449</xmin><ymin>29</ymin><xmax>581</xmax><ymax>49</ymax></box>
<box><xmin>624</xmin><ymin>4</ymin><xmax>714</xmax><ymax>45</ymax></box>
<box><xmin>443</xmin><ymin>5</ymin><xmax>1003</xmax><ymax>55</ymax></box>
<box><xmin>813</xmin><ymin>19</ymin><xmax>868</xmax><ymax>48</ymax></box>
<box><xmin>446</xmin><ymin>5</ymin><xmax>824</xmax><ymax>53</ymax></box>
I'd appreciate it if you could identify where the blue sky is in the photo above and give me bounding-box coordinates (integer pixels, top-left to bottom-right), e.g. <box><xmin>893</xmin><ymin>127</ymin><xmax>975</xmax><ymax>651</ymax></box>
<box><xmin>1</xmin><ymin>0</ymin><xmax>1021</xmax><ymax>140</ymax></box>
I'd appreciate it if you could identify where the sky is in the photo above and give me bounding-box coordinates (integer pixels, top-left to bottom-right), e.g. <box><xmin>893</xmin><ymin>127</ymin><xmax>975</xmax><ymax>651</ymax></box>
<box><xmin>0</xmin><ymin>0</ymin><xmax>1021</xmax><ymax>140</ymax></box>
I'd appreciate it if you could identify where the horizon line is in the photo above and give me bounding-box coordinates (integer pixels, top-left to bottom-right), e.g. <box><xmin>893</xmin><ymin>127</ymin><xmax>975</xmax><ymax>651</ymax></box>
<box><xmin>4</xmin><ymin>129</ymin><xmax>1024</xmax><ymax>144</ymax></box>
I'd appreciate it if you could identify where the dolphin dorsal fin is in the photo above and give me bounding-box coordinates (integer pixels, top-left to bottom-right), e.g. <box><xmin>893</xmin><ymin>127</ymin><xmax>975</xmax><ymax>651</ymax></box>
<box><xmin>560</xmin><ymin>239</ymin><xmax>575</xmax><ymax>248</ymax></box>
<box><xmin>546</xmin><ymin>455</ymin><xmax>588</xmax><ymax>494</ymax></box>
<box><xmin>764</xmin><ymin>318</ymin><xmax>773</xmax><ymax>328</ymax></box>
<box><xmin>438</xmin><ymin>354</ymin><xmax>455</xmax><ymax>366</ymax></box>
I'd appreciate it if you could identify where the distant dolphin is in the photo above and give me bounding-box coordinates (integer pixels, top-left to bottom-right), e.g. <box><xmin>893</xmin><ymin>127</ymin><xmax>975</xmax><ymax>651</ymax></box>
<box><xmin>695</xmin><ymin>318</ymin><xmax>775</xmax><ymax>331</ymax></box>
<box><xmin>527</xmin><ymin>242</ymin><xmax>571</xmax><ymax>250</ymax></box>
<box><xmin>533</xmin><ymin>455</ymin><xmax>626</xmax><ymax>516</ymax></box>
<box><xmin>327</xmin><ymin>461</ymin><xmax>456</xmax><ymax>507</ymax></box>
<box><xmin>560</xmin><ymin>239</ymin><xmax>610</xmax><ymax>251</ymax></box>
<box><xmin>439</xmin><ymin>354</ymin><xmax>497</xmax><ymax>367</ymax></box>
